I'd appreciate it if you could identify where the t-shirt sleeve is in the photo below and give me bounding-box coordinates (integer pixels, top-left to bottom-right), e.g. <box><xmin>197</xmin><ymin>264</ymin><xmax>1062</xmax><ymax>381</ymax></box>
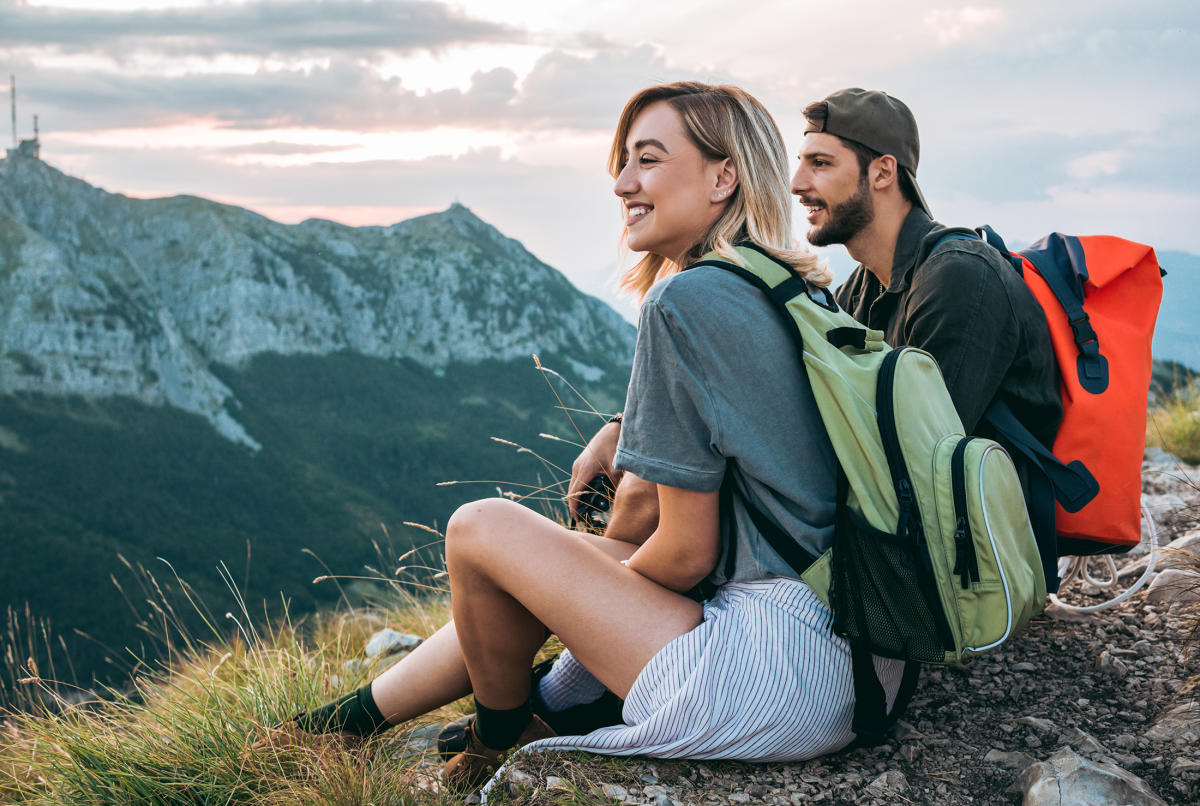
<box><xmin>902</xmin><ymin>249</ymin><xmax>1019</xmax><ymax>432</ymax></box>
<box><xmin>613</xmin><ymin>296</ymin><xmax>726</xmax><ymax>492</ymax></box>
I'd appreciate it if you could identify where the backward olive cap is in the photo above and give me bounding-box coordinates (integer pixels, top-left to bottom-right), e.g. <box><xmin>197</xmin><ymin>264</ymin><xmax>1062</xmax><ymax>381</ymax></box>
<box><xmin>804</xmin><ymin>88</ymin><xmax>931</xmax><ymax>216</ymax></box>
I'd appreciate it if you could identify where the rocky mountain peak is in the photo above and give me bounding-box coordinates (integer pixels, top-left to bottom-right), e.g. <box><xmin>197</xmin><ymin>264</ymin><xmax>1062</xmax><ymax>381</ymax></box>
<box><xmin>0</xmin><ymin>158</ymin><xmax>635</xmax><ymax>449</ymax></box>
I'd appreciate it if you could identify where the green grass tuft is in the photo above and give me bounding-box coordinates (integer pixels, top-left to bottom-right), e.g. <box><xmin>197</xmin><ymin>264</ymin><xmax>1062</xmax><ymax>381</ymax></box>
<box><xmin>1147</xmin><ymin>378</ymin><xmax>1200</xmax><ymax>464</ymax></box>
<box><xmin>0</xmin><ymin>584</ymin><xmax>476</xmax><ymax>805</ymax></box>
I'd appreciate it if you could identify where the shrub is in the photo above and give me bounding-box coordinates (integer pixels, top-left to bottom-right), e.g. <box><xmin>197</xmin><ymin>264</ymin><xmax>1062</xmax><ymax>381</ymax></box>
<box><xmin>1147</xmin><ymin>380</ymin><xmax>1200</xmax><ymax>465</ymax></box>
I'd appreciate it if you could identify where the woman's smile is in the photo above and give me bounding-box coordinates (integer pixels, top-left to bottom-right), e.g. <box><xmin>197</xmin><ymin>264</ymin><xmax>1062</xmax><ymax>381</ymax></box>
<box><xmin>626</xmin><ymin>204</ymin><xmax>652</xmax><ymax>224</ymax></box>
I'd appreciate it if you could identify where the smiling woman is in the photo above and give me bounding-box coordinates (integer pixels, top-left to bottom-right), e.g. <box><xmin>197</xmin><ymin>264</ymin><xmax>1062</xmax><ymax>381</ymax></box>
<box><xmin>608</xmin><ymin>82</ymin><xmax>831</xmax><ymax>299</ymax></box>
<box><xmin>256</xmin><ymin>80</ymin><xmax>904</xmax><ymax>793</ymax></box>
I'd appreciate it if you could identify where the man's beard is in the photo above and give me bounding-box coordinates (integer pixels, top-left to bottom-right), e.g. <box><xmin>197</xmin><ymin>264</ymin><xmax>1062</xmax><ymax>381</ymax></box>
<box><xmin>806</xmin><ymin>175</ymin><xmax>874</xmax><ymax>247</ymax></box>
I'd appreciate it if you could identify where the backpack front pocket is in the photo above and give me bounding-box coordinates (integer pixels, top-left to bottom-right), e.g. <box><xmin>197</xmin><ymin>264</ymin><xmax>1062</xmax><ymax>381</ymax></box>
<box><xmin>932</xmin><ymin>437</ymin><xmax>1045</xmax><ymax>658</ymax></box>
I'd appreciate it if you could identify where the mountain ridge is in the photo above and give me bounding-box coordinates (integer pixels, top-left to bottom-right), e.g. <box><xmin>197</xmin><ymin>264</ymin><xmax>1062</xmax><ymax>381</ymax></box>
<box><xmin>0</xmin><ymin>155</ymin><xmax>635</xmax><ymax>448</ymax></box>
<box><xmin>0</xmin><ymin>155</ymin><xmax>635</xmax><ymax>697</ymax></box>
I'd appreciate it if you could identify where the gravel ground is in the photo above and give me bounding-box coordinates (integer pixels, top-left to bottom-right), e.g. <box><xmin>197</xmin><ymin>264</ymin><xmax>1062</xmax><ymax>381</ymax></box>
<box><xmin>478</xmin><ymin>456</ymin><xmax>1200</xmax><ymax>806</ymax></box>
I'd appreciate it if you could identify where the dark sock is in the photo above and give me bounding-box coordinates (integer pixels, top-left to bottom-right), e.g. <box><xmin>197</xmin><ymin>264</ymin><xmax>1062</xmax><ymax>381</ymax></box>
<box><xmin>472</xmin><ymin>697</ymin><xmax>532</xmax><ymax>751</ymax></box>
<box><xmin>294</xmin><ymin>683</ymin><xmax>391</xmax><ymax>736</ymax></box>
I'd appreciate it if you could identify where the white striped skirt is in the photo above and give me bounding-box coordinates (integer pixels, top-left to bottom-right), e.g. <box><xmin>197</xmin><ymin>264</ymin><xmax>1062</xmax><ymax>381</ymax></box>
<box><xmin>523</xmin><ymin>577</ymin><xmax>906</xmax><ymax>762</ymax></box>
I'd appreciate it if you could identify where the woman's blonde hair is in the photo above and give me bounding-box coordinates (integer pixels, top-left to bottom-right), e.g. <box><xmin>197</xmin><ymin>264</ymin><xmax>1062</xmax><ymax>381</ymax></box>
<box><xmin>609</xmin><ymin>81</ymin><xmax>831</xmax><ymax>301</ymax></box>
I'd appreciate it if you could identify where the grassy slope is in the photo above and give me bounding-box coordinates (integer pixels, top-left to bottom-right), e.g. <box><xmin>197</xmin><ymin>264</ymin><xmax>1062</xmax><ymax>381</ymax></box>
<box><xmin>0</xmin><ymin>352</ymin><xmax>625</xmax><ymax>702</ymax></box>
<box><xmin>0</xmin><ymin>585</ymin><xmax>478</xmax><ymax>805</ymax></box>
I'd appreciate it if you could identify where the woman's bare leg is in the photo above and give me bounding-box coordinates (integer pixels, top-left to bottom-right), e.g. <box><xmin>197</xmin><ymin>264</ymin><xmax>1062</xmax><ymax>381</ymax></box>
<box><xmin>368</xmin><ymin>621</ymin><xmax>471</xmax><ymax>724</ymax></box>
<box><xmin>445</xmin><ymin>497</ymin><xmax>703</xmax><ymax>709</ymax></box>
<box><xmin>368</xmin><ymin>526</ymin><xmax>641</xmax><ymax>723</ymax></box>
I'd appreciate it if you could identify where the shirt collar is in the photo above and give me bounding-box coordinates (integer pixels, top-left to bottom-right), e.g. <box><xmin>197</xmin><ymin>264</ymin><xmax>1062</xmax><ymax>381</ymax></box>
<box><xmin>884</xmin><ymin>207</ymin><xmax>939</xmax><ymax>293</ymax></box>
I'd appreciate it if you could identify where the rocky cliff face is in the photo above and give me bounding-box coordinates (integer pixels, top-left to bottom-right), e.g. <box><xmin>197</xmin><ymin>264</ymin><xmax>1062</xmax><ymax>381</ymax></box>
<box><xmin>0</xmin><ymin>155</ymin><xmax>635</xmax><ymax>448</ymax></box>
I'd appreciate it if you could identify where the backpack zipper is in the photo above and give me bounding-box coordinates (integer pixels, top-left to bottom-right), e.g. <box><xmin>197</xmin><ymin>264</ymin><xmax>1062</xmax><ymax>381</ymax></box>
<box><xmin>878</xmin><ymin>348</ymin><xmax>956</xmax><ymax>651</ymax></box>
<box><xmin>964</xmin><ymin>444</ymin><xmax>1018</xmax><ymax>654</ymax></box>
<box><xmin>951</xmin><ymin>437</ymin><xmax>982</xmax><ymax>589</ymax></box>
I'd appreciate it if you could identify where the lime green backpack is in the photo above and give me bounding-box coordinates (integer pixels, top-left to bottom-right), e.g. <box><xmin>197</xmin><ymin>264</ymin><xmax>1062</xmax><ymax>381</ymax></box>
<box><xmin>692</xmin><ymin>244</ymin><xmax>1047</xmax><ymax>743</ymax></box>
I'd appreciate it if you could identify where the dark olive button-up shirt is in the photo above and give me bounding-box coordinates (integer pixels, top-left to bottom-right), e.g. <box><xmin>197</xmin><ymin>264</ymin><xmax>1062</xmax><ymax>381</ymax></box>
<box><xmin>834</xmin><ymin>208</ymin><xmax>1062</xmax><ymax>448</ymax></box>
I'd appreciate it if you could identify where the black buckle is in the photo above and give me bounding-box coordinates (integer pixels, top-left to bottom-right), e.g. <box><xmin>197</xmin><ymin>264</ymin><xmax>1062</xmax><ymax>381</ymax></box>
<box><xmin>1068</xmin><ymin>315</ymin><xmax>1097</xmax><ymax>346</ymax></box>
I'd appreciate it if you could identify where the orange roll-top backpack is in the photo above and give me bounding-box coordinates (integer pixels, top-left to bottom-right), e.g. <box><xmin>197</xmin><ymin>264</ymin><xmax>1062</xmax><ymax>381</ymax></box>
<box><xmin>935</xmin><ymin>229</ymin><xmax>1164</xmax><ymax>588</ymax></box>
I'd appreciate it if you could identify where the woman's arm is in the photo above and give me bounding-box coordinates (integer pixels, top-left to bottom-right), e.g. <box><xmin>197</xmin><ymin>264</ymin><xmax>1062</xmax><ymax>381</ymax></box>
<box><xmin>605</xmin><ymin>472</ymin><xmax>660</xmax><ymax>545</ymax></box>
<box><xmin>623</xmin><ymin>483</ymin><xmax>720</xmax><ymax>593</ymax></box>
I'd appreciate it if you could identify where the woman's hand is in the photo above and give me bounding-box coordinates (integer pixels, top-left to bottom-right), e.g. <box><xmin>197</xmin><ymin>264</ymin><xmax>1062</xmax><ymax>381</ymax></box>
<box><xmin>624</xmin><ymin>484</ymin><xmax>720</xmax><ymax>593</ymax></box>
<box><xmin>567</xmin><ymin>420</ymin><xmax>623</xmax><ymax>521</ymax></box>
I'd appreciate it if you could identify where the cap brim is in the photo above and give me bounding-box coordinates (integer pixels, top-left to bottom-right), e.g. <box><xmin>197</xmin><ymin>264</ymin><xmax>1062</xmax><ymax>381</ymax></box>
<box><xmin>904</xmin><ymin>167</ymin><xmax>932</xmax><ymax>217</ymax></box>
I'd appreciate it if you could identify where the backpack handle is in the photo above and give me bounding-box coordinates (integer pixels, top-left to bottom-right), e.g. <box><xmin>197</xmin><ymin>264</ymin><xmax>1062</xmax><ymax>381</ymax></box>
<box><xmin>935</xmin><ymin>229</ymin><xmax>1110</xmax><ymax>395</ymax></box>
<box><xmin>1019</xmin><ymin>235</ymin><xmax>1110</xmax><ymax>394</ymax></box>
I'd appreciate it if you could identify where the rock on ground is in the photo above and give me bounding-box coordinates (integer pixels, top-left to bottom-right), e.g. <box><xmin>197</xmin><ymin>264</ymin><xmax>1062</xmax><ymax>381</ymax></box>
<box><xmin>1018</xmin><ymin>747</ymin><xmax>1167</xmax><ymax>806</ymax></box>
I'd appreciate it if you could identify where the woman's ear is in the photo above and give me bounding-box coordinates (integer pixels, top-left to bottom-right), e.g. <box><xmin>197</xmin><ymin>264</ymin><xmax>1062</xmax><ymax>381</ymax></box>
<box><xmin>711</xmin><ymin>158</ymin><xmax>738</xmax><ymax>203</ymax></box>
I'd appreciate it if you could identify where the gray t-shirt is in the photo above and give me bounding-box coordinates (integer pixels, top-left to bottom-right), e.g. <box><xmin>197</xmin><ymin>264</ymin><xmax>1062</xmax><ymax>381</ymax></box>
<box><xmin>614</xmin><ymin>264</ymin><xmax>837</xmax><ymax>587</ymax></box>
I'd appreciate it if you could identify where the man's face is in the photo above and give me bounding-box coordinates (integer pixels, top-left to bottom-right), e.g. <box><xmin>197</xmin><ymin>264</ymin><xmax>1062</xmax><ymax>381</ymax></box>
<box><xmin>791</xmin><ymin>132</ymin><xmax>875</xmax><ymax>247</ymax></box>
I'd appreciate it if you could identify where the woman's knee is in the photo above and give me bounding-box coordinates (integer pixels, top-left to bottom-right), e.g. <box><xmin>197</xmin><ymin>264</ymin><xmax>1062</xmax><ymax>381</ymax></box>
<box><xmin>444</xmin><ymin>497</ymin><xmax>524</xmax><ymax>566</ymax></box>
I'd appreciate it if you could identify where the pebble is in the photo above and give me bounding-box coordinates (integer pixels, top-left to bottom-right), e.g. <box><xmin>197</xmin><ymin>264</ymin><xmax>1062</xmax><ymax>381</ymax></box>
<box><xmin>1144</xmin><ymin>700</ymin><xmax>1200</xmax><ymax>743</ymax></box>
<box><xmin>866</xmin><ymin>770</ymin><xmax>908</xmax><ymax>795</ymax></box>
<box><xmin>1131</xmin><ymin>639</ymin><xmax>1157</xmax><ymax>657</ymax></box>
<box><xmin>1045</xmin><ymin>602</ymin><xmax>1095</xmax><ymax>622</ymax></box>
<box><xmin>1113</xmin><ymin>752</ymin><xmax>1145</xmax><ymax>769</ymax></box>
<box><xmin>1062</xmin><ymin>727</ymin><xmax>1107</xmax><ymax>755</ymax></box>
<box><xmin>601</xmin><ymin>783</ymin><xmax>627</xmax><ymax>800</ymax></box>
<box><xmin>1172</xmin><ymin>757</ymin><xmax>1200</xmax><ymax>777</ymax></box>
<box><xmin>1018</xmin><ymin>716</ymin><xmax>1056</xmax><ymax>733</ymax></box>
<box><xmin>1113</xmin><ymin>733</ymin><xmax>1138</xmax><ymax>749</ymax></box>
<box><xmin>364</xmin><ymin>628</ymin><xmax>422</xmax><ymax>658</ymax></box>
<box><xmin>984</xmin><ymin>749</ymin><xmax>1036</xmax><ymax>769</ymax></box>
<box><xmin>1147</xmin><ymin>568</ymin><xmax>1200</xmax><ymax>606</ymax></box>
<box><xmin>546</xmin><ymin>775</ymin><xmax>568</xmax><ymax>791</ymax></box>
<box><xmin>1098</xmin><ymin>650</ymin><xmax>1130</xmax><ymax>679</ymax></box>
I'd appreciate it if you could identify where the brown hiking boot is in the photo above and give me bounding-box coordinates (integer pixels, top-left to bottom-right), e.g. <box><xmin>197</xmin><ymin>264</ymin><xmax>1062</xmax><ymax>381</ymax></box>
<box><xmin>440</xmin><ymin>714</ymin><xmax>556</xmax><ymax>791</ymax></box>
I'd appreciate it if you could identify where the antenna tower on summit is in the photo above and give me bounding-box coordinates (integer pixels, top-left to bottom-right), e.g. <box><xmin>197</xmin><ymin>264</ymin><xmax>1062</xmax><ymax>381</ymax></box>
<box><xmin>6</xmin><ymin>76</ymin><xmax>41</xmax><ymax>160</ymax></box>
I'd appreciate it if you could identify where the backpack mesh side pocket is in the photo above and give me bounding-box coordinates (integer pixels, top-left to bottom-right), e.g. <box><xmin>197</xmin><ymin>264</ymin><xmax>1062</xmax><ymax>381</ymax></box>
<box><xmin>829</xmin><ymin>508</ymin><xmax>954</xmax><ymax>663</ymax></box>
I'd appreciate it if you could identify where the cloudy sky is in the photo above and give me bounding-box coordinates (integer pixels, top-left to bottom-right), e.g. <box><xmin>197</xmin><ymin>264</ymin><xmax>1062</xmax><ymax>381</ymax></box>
<box><xmin>3</xmin><ymin>0</ymin><xmax>1197</xmax><ymax>316</ymax></box>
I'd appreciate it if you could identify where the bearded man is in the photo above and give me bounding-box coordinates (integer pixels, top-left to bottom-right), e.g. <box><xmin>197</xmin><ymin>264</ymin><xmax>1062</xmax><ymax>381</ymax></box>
<box><xmin>792</xmin><ymin>88</ymin><xmax>1060</xmax><ymax>445</ymax></box>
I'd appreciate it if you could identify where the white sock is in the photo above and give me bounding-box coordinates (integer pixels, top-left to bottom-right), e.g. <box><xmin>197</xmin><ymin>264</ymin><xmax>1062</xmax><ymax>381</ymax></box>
<box><xmin>537</xmin><ymin>649</ymin><xmax>606</xmax><ymax>711</ymax></box>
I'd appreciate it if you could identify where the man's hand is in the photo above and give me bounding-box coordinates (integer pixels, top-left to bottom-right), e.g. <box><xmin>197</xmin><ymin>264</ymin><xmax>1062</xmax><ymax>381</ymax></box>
<box><xmin>567</xmin><ymin>420</ymin><xmax>623</xmax><ymax>521</ymax></box>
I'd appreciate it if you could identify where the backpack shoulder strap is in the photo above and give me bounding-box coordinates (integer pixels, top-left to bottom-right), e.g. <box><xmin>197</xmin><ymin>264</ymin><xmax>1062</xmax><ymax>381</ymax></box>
<box><xmin>690</xmin><ymin>243</ymin><xmax>883</xmax><ymax>355</ymax></box>
<box><xmin>1019</xmin><ymin>234</ymin><xmax>1109</xmax><ymax>394</ymax></box>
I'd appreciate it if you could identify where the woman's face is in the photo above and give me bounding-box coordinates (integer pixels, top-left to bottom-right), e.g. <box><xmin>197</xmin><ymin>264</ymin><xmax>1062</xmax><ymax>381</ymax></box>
<box><xmin>614</xmin><ymin>101</ymin><xmax>731</xmax><ymax>263</ymax></box>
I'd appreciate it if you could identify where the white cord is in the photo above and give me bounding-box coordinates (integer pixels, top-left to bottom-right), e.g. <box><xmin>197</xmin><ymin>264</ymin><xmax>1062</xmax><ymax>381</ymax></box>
<box><xmin>1048</xmin><ymin>503</ymin><xmax>1160</xmax><ymax>614</ymax></box>
<box><xmin>1082</xmin><ymin>555</ymin><xmax>1119</xmax><ymax>589</ymax></box>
